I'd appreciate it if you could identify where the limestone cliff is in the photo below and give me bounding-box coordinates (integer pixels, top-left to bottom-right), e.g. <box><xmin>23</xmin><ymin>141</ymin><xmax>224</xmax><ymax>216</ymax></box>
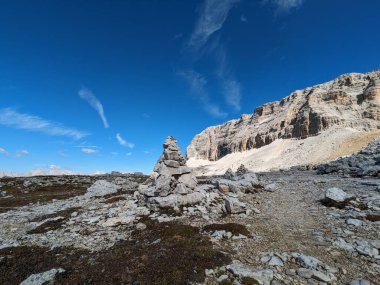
<box><xmin>187</xmin><ymin>70</ymin><xmax>380</xmax><ymax>161</ymax></box>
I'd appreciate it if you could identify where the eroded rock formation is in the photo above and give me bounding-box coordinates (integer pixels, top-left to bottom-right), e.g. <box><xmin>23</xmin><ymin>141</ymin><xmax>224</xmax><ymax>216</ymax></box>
<box><xmin>187</xmin><ymin>70</ymin><xmax>380</xmax><ymax>161</ymax></box>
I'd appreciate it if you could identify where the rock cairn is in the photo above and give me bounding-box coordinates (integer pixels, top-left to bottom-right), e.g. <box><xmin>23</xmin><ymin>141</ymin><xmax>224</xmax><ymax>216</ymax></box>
<box><xmin>139</xmin><ymin>136</ymin><xmax>203</xmax><ymax>210</ymax></box>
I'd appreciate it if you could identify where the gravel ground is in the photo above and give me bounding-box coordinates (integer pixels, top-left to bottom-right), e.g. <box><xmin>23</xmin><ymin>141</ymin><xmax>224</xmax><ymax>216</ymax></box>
<box><xmin>0</xmin><ymin>171</ymin><xmax>379</xmax><ymax>285</ymax></box>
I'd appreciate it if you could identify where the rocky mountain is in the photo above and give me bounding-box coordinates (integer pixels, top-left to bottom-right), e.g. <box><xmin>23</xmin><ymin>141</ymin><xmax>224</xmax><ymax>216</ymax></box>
<box><xmin>187</xmin><ymin>70</ymin><xmax>380</xmax><ymax>163</ymax></box>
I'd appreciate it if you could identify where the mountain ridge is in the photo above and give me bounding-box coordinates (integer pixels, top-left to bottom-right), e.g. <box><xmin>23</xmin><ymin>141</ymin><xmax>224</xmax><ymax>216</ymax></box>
<box><xmin>187</xmin><ymin>70</ymin><xmax>380</xmax><ymax>163</ymax></box>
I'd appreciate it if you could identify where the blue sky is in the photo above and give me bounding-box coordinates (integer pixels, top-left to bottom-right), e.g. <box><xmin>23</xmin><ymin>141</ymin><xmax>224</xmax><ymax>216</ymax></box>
<box><xmin>0</xmin><ymin>0</ymin><xmax>379</xmax><ymax>175</ymax></box>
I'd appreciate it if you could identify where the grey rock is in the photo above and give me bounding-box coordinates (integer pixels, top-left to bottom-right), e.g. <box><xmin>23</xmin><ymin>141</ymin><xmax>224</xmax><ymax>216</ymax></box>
<box><xmin>164</xmin><ymin>160</ymin><xmax>180</xmax><ymax>168</ymax></box>
<box><xmin>217</xmin><ymin>274</ymin><xmax>229</xmax><ymax>282</ymax></box>
<box><xmin>227</xmin><ymin>263</ymin><xmax>273</xmax><ymax>285</ymax></box>
<box><xmin>155</xmin><ymin>175</ymin><xmax>173</xmax><ymax>193</ymax></box>
<box><xmin>297</xmin><ymin>268</ymin><xmax>314</xmax><ymax>279</ymax></box>
<box><xmin>317</xmin><ymin>137</ymin><xmax>380</xmax><ymax>178</ymax></box>
<box><xmin>205</xmin><ymin>269</ymin><xmax>214</xmax><ymax>277</ymax></box>
<box><xmin>292</xmin><ymin>253</ymin><xmax>321</xmax><ymax>269</ymax></box>
<box><xmin>355</xmin><ymin>244</ymin><xmax>379</xmax><ymax>258</ymax></box>
<box><xmin>135</xmin><ymin>222</ymin><xmax>147</xmax><ymax>230</ymax></box>
<box><xmin>148</xmin><ymin>191</ymin><xmax>205</xmax><ymax>209</ymax></box>
<box><xmin>325</xmin><ymin>187</ymin><xmax>353</xmax><ymax>203</ymax></box>
<box><xmin>265</xmin><ymin>183</ymin><xmax>277</xmax><ymax>192</ymax></box>
<box><xmin>225</xmin><ymin>197</ymin><xmax>246</xmax><ymax>214</ymax></box>
<box><xmin>285</xmin><ymin>269</ymin><xmax>296</xmax><ymax>276</ymax></box>
<box><xmin>311</xmin><ymin>271</ymin><xmax>332</xmax><ymax>283</ymax></box>
<box><xmin>351</xmin><ymin>280</ymin><xmax>371</xmax><ymax>285</ymax></box>
<box><xmin>177</xmin><ymin>173</ymin><xmax>197</xmax><ymax>189</ymax></box>
<box><xmin>346</xmin><ymin>219</ymin><xmax>363</xmax><ymax>227</ymax></box>
<box><xmin>85</xmin><ymin>180</ymin><xmax>119</xmax><ymax>198</ymax></box>
<box><xmin>175</xmin><ymin>183</ymin><xmax>190</xmax><ymax>195</ymax></box>
<box><xmin>224</xmin><ymin>168</ymin><xmax>235</xmax><ymax>180</ymax></box>
<box><xmin>333</xmin><ymin>238</ymin><xmax>355</xmax><ymax>251</ymax></box>
<box><xmin>370</xmin><ymin>240</ymin><xmax>380</xmax><ymax>249</ymax></box>
<box><xmin>20</xmin><ymin>268</ymin><xmax>65</xmax><ymax>285</ymax></box>
<box><xmin>268</xmin><ymin>256</ymin><xmax>284</xmax><ymax>266</ymax></box>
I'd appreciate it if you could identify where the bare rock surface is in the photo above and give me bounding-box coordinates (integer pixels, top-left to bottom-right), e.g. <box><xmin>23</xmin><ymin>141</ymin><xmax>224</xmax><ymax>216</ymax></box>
<box><xmin>187</xmin><ymin>70</ymin><xmax>380</xmax><ymax>174</ymax></box>
<box><xmin>1</xmin><ymin>170</ymin><xmax>379</xmax><ymax>284</ymax></box>
<box><xmin>20</xmin><ymin>268</ymin><xmax>65</xmax><ymax>285</ymax></box>
<box><xmin>317</xmin><ymin>137</ymin><xmax>380</xmax><ymax>177</ymax></box>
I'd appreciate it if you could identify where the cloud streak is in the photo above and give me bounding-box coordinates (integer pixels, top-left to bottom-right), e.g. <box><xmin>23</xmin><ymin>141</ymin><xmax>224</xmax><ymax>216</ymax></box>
<box><xmin>16</xmin><ymin>150</ymin><xmax>29</xmax><ymax>158</ymax></box>
<box><xmin>263</xmin><ymin>0</ymin><xmax>304</xmax><ymax>13</ymax></box>
<box><xmin>0</xmin><ymin>108</ymin><xmax>88</xmax><ymax>140</ymax></box>
<box><xmin>178</xmin><ymin>69</ymin><xmax>227</xmax><ymax>118</ymax></box>
<box><xmin>0</xmin><ymin>147</ymin><xmax>9</xmax><ymax>156</ymax></box>
<box><xmin>215</xmin><ymin>47</ymin><xmax>242</xmax><ymax>111</ymax></box>
<box><xmin>116</xmin><ymin>133</ymin><xmax>135</xmax><ymax>148</ymax></box>
<box><xmin>79</xmin><ymin>87</ymin><xmax>109</xmax><ymax>128</ymax></box>
<box><xmin>182</xmin><ymin>0</ymin><xmax>242</xmax><ymax>116</ymax></box>
<box><xmin>224</xmin><ymin>79</ymin><xmax>241</xmax><ymax>112</ymax></box>
<box><xmin>188</xmin><ymin>0</ymin><xmax>239</xmax><ymax>51</ymax></box>
<box><xmin>81</xmin><ymin>148</ymin><xmax>98</xmax><ymax>154</ymax></box>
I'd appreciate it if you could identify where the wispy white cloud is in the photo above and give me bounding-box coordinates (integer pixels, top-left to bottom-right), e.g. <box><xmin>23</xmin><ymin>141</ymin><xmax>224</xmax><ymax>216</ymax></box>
<box><xmin>143</xmin><ymin>150</ymin><xmax>150</xmax><ymax>154</ymax></box>
<box><xmin>126</xmin><ymin>152</ymin><xmax>132</xmax><ymax>156</ymax></box>
<box><xmin>224</xmin><ymin>79</ymin><xmax>242</xmax><ymax>111</ymax></box>
<box><xmin>178</xmin><ymin>69</ymin><xmax>227</xmax><ymax>118</ymax></box>
<box><xmin>0</xmin><ymin>147</ymin><xmax>9</xmax><ymax>156</ymax></box>
<box><xmin>116</xmin><ymin>133</ymin><xmax>135</xmax><ymax>148</ymax></box>
<box><xmin>188</xmin><ymin>0</ymin><xmax>239</xmax><ymax>51</ymax></box>
<box><xmin>0</xmin><ymin>108</ymin><xmax>88</xmax><ymax>140</ymax></box>
<box><xmin>263</xmin><ymin>0</ymin><xmax>304</xmax><ymax>13</ymax></box>
<box><xmin>182</xmin><ymin>0</ymin><xmax>242</xmax><ymax>116</ymax></box>
<box><xmin>240</xmin><ymin>15</ymin><xmax>247</xmax><ymax>22</ymax></box>
<box><xmin>16</xmin><ymin>150</ymin><xmax>29</xmax><ymax>158</ymax></box>
<box><xmin>215</xmin><ymin>47</ymin><xmax>242</xmax><ymax>111</ymax></box>
<box><xmin>79</xmin><ymin>87</ymin><xmax>109</xmax><ymax>128</ymax></box>
<box><xmin>81</xmin><ymin>148</ymin><xmax>98</xmax><ymax>154</ymax></box>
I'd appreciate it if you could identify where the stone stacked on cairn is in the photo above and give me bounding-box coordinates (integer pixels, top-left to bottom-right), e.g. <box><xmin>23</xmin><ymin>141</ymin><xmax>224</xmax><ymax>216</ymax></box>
<box><xmin>138</xmin><ymin>136</ymin><xmax>202</xmax><ymax>209</ymax></box>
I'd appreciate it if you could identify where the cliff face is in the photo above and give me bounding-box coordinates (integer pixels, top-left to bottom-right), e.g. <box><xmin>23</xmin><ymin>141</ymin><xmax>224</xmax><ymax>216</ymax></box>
<box><xmin>187</xmin><ymin>70</ymin><xmax>380</xmax><ymax>161</ymax></box>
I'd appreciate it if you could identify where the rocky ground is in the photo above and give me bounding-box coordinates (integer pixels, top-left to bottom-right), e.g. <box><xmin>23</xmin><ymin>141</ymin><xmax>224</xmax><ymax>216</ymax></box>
<box><xmin>0</xmin><ymin>169</ymin><xmax>379</xmax><ymax>285</ymax></box>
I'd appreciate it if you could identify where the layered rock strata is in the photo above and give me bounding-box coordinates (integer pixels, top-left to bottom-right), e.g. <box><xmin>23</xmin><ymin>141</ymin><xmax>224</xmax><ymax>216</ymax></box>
<box><xmin>187</xmin><ymin>70</ymin><xmax>380</xmax><ymax>161</ymax></box>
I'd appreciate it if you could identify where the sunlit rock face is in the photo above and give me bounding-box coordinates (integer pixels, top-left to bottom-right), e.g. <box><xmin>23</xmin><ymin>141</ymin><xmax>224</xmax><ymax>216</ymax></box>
<box><xmin>187</xmin><ymin>70</ymin><xmax>380</xmax><ymax>161</ymax></box>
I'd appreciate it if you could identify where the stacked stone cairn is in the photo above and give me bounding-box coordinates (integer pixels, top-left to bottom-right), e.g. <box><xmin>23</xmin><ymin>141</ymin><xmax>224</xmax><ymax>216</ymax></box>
<box><xmin>138</xmin><ymin>136</ymin><xmax>204</xmax><ymax>210</ymax></box>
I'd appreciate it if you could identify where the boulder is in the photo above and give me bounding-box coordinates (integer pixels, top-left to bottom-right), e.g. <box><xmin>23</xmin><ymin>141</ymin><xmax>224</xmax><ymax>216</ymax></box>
<box><xmin>213</xmin><ymin>166</ymin><xmax>261</xmax><ymax>193</ymax></box>
<box><xmin>291</xmin><ymin>253</ymin><xmax>321</xmax><ymax>269</ymax></box>
<box><xmin>325</xmin><ymin>188</ymin><xmax>353</xmax><ymax>203</ymax></box>
<box><xmin>227</xmin><ymin>263</ymin><xmax>273</xmax><ymax>285</ymax></box>
<box><xmin>20</xmin><ymin>268</ymin><xmax>65</xmax><ymax>285</ymax></box>
<box><xmin>224</xmin><ymin>196</ymin><xmax>247</xmax><ymax>214</ymax></box>
<box><xmin>85</xmin><ymin>180</ymin><xmax>119</xmax><ymax>198</ymax></box>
